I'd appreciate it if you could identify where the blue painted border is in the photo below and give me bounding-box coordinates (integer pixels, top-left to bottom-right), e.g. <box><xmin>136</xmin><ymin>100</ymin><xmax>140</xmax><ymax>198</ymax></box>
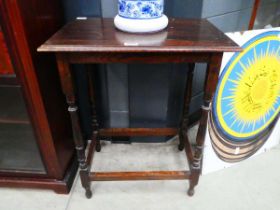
<box><xmin>212</xmin><ymin>30</ymin><xmax>280</xmax><ymax>142</ymax></box>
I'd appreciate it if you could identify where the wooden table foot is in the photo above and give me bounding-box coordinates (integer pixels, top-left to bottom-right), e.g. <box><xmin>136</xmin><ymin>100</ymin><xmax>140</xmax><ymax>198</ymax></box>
<box><xmin>187</xmin><ymin>188</ymin><xmax>195</xmax><ymax>196</ymax></box>
<box><xmin>178</xmin><ymin>144</ymin><xmax>185</xmax><ymax>151</ymax></box>
<box><xmin>85</xmin><ymin>188</ymin><xmax>92</xmax><ymax>199</ymax></box>
<box><xmin>95</xmin><ymin>137</ymin><xmax>101</xmax><ymax>152</ymax></box>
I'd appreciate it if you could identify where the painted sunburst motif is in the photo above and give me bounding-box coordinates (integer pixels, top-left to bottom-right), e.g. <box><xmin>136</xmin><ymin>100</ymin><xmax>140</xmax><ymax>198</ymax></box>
<box><xmin>233</xmin><ymin>49</ymin><xmax>280</xmax><ymax>124</ymax></box>
<box><xmin>209</xmin><ymin>31</ymin><xmax>280</xmax><ymax>162</ymax></box>
<box><xmin>214</xmin><ymin>32</ymin><xmax>280</xmax><ymax>141</ymax></box>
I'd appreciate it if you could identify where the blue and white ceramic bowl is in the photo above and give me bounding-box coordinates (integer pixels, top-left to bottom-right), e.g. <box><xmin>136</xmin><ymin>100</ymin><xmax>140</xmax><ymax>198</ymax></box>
<box><xmin>114</xmin><ymin>0</ymin><xmax>168</xmax><ymax>33</ymax></box>
<box><xmin>118</xmin><ymin>0</ymin><xmax>164</xmax><ymax>19</ymax></box>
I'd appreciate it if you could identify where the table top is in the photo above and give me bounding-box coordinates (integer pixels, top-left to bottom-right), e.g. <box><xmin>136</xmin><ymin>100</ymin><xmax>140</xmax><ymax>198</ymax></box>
<box><xmin>38</xmin><ymin>18</ymin><xmax>241</xmax><ymax>53</ymax></box>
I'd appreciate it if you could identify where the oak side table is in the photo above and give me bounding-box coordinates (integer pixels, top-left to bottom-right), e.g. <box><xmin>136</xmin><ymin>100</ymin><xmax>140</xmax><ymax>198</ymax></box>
<box><xmin>38</xmin><ymin>18</ymin><xmax>241</xmax><ymax>198</ymax></box>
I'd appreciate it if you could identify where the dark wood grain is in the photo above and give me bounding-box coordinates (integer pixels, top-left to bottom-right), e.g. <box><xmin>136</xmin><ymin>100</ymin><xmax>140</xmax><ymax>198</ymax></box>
<box><xmin>0</xmin><ymin>27</ymin><xmax>14</xmax><ymax>75</ymax></box>
<box><xmin>99</xmin><ymin>128</ymin><xmax>178</xmax><ymax>137</ymax></box>
<box><xmin>38</xmin><ymin>18</ymin><xmax>241</xmax><ymax>53</ymax></box>
<box><xmin>87</xmin><ymin>67</ymin><xmax>101</xmax><ymax>152</ymax></box>
<box><xmin>0</xmin><ymin>159</ymin><xmax>77</xmax><ymax>194</ymax></box>
<box><xmin>86</xmin><ymin>138</ymin><xmax>97</xmax><ymax>167</ymax></box>
<box><xmin>90</xmin><ymin>171</ymin><xmax>190</xmax><ymax>181</ymax></box>
<box><xmin>66</xmin><ymin>52</ymin><xmax>211</xmax><ymax>64</ymax></box>
<box><xmin>56</xmin><ymin>52</ymin><xmax>93</xmax><ymax>198</ymax></box>
<box><xmin>41</xmin><ymin>18</ymin><xmax>241</xmax><ymax>198</ymax></box>
<box><xmin>178</xmin><ymin>64</ymin><xmax>195</xmax><ymax>151</ymax></box>
<box><xmin>188</xmin><ymin>53</ymin><xmax>223</xmax><ymax>196</ymax></box>
<box><xmin>1</xmin><ymin>0</ymin><xmax>62</xmax><ymax>178</ymax></box>
<box><xmin>0</xmin><ymin>0</ymin><xmax>76</xmax><ymax>193</ymax></box>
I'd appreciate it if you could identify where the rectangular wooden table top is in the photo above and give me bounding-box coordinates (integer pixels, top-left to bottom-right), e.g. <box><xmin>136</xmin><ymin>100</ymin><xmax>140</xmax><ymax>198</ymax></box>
<box><xmin>38</xmin><ymin>18</ymin><xmax>241</xmax><ymax>53</ymax></box>
<box><xmin>37</xmin><ymin>18</ymin><xmax>241</xmax><ymax>198</ymax></box>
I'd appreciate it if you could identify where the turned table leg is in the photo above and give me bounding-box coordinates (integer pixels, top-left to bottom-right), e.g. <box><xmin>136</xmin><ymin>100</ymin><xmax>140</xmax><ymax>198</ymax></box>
<box><xmin>68</xmin><ymin>98</ymin><xmax>92</xmax><ymax>198</ymax></box>
<box><xmin>56</xmin><ymin>54</ymin><xmax>92</xmax><ymax>198</ymax></box>
<box><xmin>178</xmin><ymin>63</ymin><xmax>195</xmax><ymax>151</ymax></box>
<box><xmin>188</xmin><ymin>53</ymin><xmax>222</xmax><ymax>196</ymax></box>
<box><xmin>87</xmin><ymin>68</ymin><xmax>101</xmax><ymax>152</ymax></box>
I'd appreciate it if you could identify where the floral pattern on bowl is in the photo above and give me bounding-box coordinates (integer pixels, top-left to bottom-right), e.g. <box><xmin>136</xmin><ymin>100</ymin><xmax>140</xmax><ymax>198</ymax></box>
<box><xmin>118</xmin><ymin>0</ymin><xmax>164</xmax><ymax>19</ymax></box>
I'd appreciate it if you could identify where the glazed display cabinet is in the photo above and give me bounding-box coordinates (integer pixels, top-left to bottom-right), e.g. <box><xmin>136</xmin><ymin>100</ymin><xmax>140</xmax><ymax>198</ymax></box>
<box><xmin>0</xmin><ymin>0</ymin><xmax>77</xmax><ymax>193</ymax></box>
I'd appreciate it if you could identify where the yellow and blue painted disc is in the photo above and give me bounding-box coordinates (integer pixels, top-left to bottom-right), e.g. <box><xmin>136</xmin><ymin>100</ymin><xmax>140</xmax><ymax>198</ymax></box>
<box><xmin>212</xmin><ymin>31</ymin><xmax>280</xmax><ymax>142</ymax></box>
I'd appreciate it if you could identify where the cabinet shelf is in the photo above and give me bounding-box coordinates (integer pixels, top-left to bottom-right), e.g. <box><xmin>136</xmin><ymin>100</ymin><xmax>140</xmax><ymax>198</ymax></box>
<box><xmin>0</xmin><ymin>118</ymin><xmax>30</xmax><ymax>125</ymax></box>
<box><xmin>0</xmin><ymin>86</ymin><xmax>30</xmax><ymax>123</ymax></box>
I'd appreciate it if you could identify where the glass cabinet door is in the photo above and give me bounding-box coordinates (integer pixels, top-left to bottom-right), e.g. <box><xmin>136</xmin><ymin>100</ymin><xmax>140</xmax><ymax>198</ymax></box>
<box><xmin>0</xmin><ymin>86</ymin><xmax>46</xmax><ymax>173</ymax></box>
<box><xmin>0</xmin><ymin>27</ymin><xmax>46</xmax><ymax>174</ymax></box>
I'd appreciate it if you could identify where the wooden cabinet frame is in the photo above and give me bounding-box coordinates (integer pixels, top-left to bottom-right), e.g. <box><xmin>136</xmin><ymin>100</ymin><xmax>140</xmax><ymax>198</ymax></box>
<box><xmin>0</xmin><ymin>0</ymin><xmax>77</xmax><ymax>193</ymax></box>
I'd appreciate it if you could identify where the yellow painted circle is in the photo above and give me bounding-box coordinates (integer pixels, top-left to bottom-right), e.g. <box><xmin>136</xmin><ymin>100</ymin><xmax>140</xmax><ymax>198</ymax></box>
<box><xmin>214</xmin><ymin>35</ymin><xmax>280</xmax><ymax>139</ymax></box>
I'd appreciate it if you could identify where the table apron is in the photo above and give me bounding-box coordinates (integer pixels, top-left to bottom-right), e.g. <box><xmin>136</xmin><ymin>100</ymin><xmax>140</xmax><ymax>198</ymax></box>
<box><xmin>62</xmin><ymin>52</ymin><xmax>212</xmax><ymax>64</ymax></box>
